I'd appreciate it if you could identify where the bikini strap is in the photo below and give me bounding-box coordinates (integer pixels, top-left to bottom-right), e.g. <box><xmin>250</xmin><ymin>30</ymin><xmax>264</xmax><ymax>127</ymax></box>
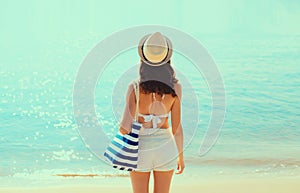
<box><xmin>138</xmin><ymin>113</ymin><xmax>169</xmax><ymax>118</ymax></box>
<box><xmin>152</xmin><ymin>93</ymin><xmax>165</xmax><ymax>101</ymax></box>
<box><xmin>138</xmin><ymin>113</ymin><xmax>169</xmax><ymax>128</ymax></box>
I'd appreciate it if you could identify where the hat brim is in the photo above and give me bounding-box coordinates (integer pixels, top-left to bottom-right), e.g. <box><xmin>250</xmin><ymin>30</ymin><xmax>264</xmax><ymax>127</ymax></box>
<box><xmin>138</xmin><ymin>33</ymin><xmax>173</xmax><ymax>66</ymax></box>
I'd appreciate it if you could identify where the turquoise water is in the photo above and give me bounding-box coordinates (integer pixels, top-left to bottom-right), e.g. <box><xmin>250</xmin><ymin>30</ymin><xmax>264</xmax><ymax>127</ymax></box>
<box><xmin>1</xmin><ymin>34</ymin><xmax>300</xmax><ymax>186</ymax></box>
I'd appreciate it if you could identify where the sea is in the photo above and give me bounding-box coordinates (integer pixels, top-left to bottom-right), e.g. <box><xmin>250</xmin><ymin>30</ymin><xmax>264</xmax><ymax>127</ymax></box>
<box><xmin>1</xmin><ymin>34</ymin><xmax>300</xmax><ymax>187</ymax></box>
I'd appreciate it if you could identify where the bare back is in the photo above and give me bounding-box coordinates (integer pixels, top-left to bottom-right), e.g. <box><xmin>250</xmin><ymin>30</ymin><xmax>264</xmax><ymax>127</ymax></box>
<box><xmin>137</xmin><ymin>88</ymin><xmax>176</xmax><ymax>128</ymax></box>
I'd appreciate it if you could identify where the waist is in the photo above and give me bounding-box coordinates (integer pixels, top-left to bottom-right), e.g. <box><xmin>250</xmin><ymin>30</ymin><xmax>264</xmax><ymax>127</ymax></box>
<box><xmin>139</xmin><ymin>127</ymin><xmax>172</xmax><ymax>136</ymax></box>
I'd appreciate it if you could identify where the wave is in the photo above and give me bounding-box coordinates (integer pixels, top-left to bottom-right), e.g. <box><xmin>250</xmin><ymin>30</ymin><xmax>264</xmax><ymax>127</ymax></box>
<box><xmin>186</xmin><ymin>157</ymin><xmax>300</xmax><ymax>167</ymax></box>
<box><xmin>54</xmin><ymin>173</ymin><xmax>129</xmax><ymax>178</ymax></box>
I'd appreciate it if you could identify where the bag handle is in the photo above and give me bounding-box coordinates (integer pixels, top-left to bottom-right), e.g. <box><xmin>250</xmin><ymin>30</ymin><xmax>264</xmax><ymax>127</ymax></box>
<box><xmin>133</xmin><ymin>80</ymin><xmax>139</xmax><ymax>122</ymax></box>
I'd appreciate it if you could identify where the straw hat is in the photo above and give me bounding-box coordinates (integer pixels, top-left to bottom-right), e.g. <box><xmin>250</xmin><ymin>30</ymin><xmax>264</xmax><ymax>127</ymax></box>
<box><xmin>138</xmin><ymin>32</ymin><xmax>173</xmax><ymax>66</ymax></box>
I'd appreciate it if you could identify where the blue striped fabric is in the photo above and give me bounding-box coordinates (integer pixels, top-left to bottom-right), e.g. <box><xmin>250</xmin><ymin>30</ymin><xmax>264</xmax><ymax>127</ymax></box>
<box><xmin>111</xmin><ymin>140</ymin><xmax>138</xmax><ymax>154</ymax></box>
<box><xmin>115</xmin><ymin>135</ymin><xmax>138</xmax><ymax>146</ymax></box>
<box><xmin>104</xmin><ymin>121</ymin><xmax>142</xmax><ymax>171</ymax></box>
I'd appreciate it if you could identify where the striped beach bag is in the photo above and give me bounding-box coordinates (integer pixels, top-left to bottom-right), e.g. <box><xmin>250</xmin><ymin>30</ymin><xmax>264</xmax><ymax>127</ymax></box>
<box><xmin>103</xmin><ymin>80</ymin><xmax>142</xmax><ymax>171</ymax></box>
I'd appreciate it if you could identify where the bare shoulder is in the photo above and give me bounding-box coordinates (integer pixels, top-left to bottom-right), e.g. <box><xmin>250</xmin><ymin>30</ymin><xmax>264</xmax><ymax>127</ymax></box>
<box><xmin>124</xmin><ymin>82</ymin><xmax>136</xmax><ymax>101</ymax></box>
<box><xmin>128</xmin><ymin>82</ymin><xmax>135</xmax><ymax>90</ymax></box>
<box><xmin>173</xmin><ymin>82</ymin><xmax>182</xmax><ymax>99</ymax></box>
<box><xmin>174</xmin><ymin>82</ymin><xmax>182</xmax><ymax>91</ymax></box>
<box><xmin>128</xmin><ymin>81</ymin><xmax>139</xmax><ymax>93</ymax></box>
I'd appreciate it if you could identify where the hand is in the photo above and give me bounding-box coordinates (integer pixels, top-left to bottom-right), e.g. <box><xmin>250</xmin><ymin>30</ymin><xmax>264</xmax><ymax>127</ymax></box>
<box><xmin>119</xmin><ymin>127</ymin><xmax>130</xmax><ymax>135</ymax></box>
<box><xmin>175</xmin><ymin>157</ymin><xmax>185</xmax><ymax>174</ymax></box>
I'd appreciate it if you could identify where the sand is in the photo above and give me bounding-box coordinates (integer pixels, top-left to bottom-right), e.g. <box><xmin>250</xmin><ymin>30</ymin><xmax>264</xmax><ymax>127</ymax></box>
<box><xmin>1</xmin><ymin>176</ymin><xmax>300</xmax><ymax>193</ymax></box>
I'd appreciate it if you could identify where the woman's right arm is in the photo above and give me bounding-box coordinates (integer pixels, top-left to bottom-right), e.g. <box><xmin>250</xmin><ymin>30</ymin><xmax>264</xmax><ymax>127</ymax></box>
<box><xmin>171</xmin><ymin>83</ymin><xmax>185</xmax><ymax>174</ymax></box>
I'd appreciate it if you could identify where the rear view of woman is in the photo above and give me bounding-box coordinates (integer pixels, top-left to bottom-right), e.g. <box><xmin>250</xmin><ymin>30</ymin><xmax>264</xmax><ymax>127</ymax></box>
<box><xmin>119</xmin><ymin>32</ymin><xmax>185</xmax><ymax>193</ymax></box>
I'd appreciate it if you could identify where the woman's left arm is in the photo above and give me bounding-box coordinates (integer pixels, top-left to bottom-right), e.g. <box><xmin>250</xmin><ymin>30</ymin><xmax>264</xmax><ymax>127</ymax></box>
<box><xmin>119</xmin><ymin>84</ymin><xmax>136</xmax><ymax>135</ymax></box>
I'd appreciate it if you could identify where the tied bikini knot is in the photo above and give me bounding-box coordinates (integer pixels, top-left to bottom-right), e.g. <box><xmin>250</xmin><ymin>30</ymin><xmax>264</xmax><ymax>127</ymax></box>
<box><xmin>142</xmin><ymin>114</ymin><xmax>162</xmax><ymax>129</ymax></box>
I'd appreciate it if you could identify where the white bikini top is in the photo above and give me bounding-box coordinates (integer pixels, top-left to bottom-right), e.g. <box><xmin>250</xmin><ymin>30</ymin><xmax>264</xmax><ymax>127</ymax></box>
<box><xmin>138</xmin><ymin>93</ymin><xmax>169</xmax><ymax>129</ymax></box>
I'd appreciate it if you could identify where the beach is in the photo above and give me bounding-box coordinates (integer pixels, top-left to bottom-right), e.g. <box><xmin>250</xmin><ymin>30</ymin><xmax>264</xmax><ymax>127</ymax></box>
<box><xmin>1</xmin><ymin>1</ymin><xmax>300</xmax><ymax>192</ymax></box>
<box><xmin>1</xmin><ymin>34</ymin><xmax>300</xmax><ymax>191</ymax></box>
<box><xmin>1</xmin><ymin>175</ymin><xmax>300</xmax><ymax>193</ymax></box>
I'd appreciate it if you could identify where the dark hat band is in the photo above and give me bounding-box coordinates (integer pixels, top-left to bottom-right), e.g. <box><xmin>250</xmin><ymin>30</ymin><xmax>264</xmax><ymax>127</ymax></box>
<box><xmin>138</xmin><ymin>33</ymin><xmax>173</xmax><ymax>66</ymax></box>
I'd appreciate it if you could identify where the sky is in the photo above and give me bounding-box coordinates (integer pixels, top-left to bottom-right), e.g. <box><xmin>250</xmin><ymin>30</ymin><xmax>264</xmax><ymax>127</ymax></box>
<box><xmin>0</xmin><ymin>0</ymin><xmax>300</xmax><ymax>47</ymax></box>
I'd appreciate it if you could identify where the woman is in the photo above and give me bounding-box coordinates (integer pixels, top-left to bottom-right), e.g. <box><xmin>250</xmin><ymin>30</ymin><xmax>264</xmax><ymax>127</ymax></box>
<box><xmin>119</xmin><ymin>32</ymin><xmax>184</xmax><ymax>193</ymax></box>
